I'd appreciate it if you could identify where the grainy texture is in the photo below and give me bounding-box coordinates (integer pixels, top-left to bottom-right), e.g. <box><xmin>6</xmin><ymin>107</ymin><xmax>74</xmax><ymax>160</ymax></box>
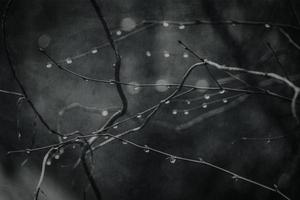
<box><xmin>1</xmin><ymin>0</ymin><xmax>300</xmax><ymax>200</ymax></box>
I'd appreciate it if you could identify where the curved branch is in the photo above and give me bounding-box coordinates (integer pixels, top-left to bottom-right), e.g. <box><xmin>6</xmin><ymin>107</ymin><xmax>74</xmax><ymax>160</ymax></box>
<box><xmin>2</xmin><ymin>0</ymin><xmax>63</xmax><ymax>136</ymax></box>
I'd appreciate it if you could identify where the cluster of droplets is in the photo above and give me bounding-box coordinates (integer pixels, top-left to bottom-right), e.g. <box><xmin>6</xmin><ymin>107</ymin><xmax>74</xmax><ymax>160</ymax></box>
<box><xmin>162</xmin><ymin>21</ymin><xmax>186</xmax><ymax>30</ymax></box>
<box><xmin>143</xmin><ymin>50</ymin><xmax>189</xmax><ymax>59</ymax></box>
<box><xmin>46</xmin><ymin>148</ymin><xmax>64</xmax><ymax>166</ymax></box>
<box><xmin>169</xmin><ymin>89</ymin><xmax>230</xmax><ymax>115</ymax></box>
<box><xmin>169</xmin><ymin>156</ymin><xmax>177</xmax><ymax>164</ymax></box>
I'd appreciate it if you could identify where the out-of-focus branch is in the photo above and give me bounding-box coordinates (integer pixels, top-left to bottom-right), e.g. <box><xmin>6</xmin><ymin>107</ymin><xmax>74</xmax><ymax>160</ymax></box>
<box><xmin>176</xmin><ymin>94</ymin><xmax>248</xmax><ymax>131</ymax></box>
<box><xmin>266</xmin><ymin>42</ymin><xmax>290</xmax><ymax>81</ymax></box>
<box><xmin>0</xmin><ymin>89</ymin><xmax>23</xmax><ymax>97</ymax></box>
<box><xmin>2</xmin><ymin>0</ymin><xmax>63</xmax><ymax>137</ymax></box>
<box><xmin>279</xmin><ymin>28</ymin><xmax>300</xmax><ymax>51</ymax></box>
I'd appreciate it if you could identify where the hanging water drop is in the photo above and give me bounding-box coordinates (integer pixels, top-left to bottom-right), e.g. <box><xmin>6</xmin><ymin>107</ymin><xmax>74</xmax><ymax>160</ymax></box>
<box><xmin>46</xmin><ymin>159</ymin><xmax>52</xmax><ymax>166</ymax></box>
<box><xmin>54</xmin><ymin>154</ymin><xmax>60</xmax><ymax>160</ymax></box>
<box><xmin>46</xmin><ymin>62</ymin><xmax>52</xmax><ymax>68</ymax></box>
<box><xmin>172</xmin><ymin>109</ymin><xmax>178</xmax><ymax>115</ymax></box>
<box><xmin>178</xmin><ymin>25</ymin><xmax>185</xmax><ymax>29</ymax></box>
<box><xmin>62</xmin><ymin>136</ymin><xmax>68</xmax><ymax>140</ymax></box>
<box><xmin>101</xmin><ymin>110</ymin><xmax>109</xmax><ymax>117</ymax></box>
<box><xmin>91</xmin><ymin>49</ymin><xmax>98</xmax><ymax>54</ymax></box>
<box><xmin>155</xmin><ymin>79</ymin><xmax>169</xmax><ymax>92</ymax></box>
<box><xmin>116</xmin><ymin>30</ymin><xmax>122</xmax><ymax>36</ymax></box>
<box><xmin>222</xmin><ymin>98</ymin><xmax>228</xmax><ymax>103</ymax></box>
<box><xmin>164</xmin><ymin>51</ymin><xmax>170</xmax><ymax>58</ymax></box>
<box><xmin>219</xmin><ymin>89</ymin><xmax>225</xmax><ymax>94</ymax></box>
<box><xmin>265</xmin><ymin>24</ymin><xmax>271</xmax><ymax>28</ymax></box>
<box><xmin>185</xmin><ymin>100</ymin><xmax>191</xmax><ymax>105</ymax></box>
<box><xmin>18</xmin><ymin>132</ymin><xmax>22</xmax><ymax>140</ymax></box>
<box><xmin>25</xmin><ymin>149</ymin><xmax>31</xmax><ymax>154</ymax></box>
<box><xmin>183</xmin><ymin>52</ymin><xmax>189</xmax><ymax>58</ymax></box>
<box><xmin>143</xmin><ymin>145</ymin><xmax>150</xmax><ymax>153</ymax></box>
<box><xmin>204</xmin><ymin>94</ymin><xmax>210</xmax><ymax>100</ymax></box>
<box><xmin>66</xmin><ymin>57</ymin><xmax>72</xmax><ymax>64</ymax></box>
<box><xmin>232</xmin><ymin>175</ymin><xmax>239</xmax><ymax>181</ymax></box>
<box><xmin>59</xmin><ymin>148</ymin><xmax>64</xmax><ymax>154</ymax></box>
<box><xmin>113</xmin><ymin>125</ymin><xmax>118</xmax><ymax>129</ymax></box>
<box><xmin>165</xmin><ymin>100</ymin><xmax>170</xmax><ymax>104</ymax></box>
<box><xmin>169</xmin><ymin>156</ymin><xmax>176</xmax><ymax>164</ymax></box>
<box><xmin>104</xmin><ymin>136</ymin><xmax>109</xmax><ymax>140</ymax></box>
<box><xmin>183</xmin><ymin>110</ymin><xmax>189</xmax><ymax>115</ymax></box>
<box><xmin>202</xmin><ymin>103</ymin><xmax>208</xmax><ymax>108</ymax></box>
<box><xmin>137</xmin><ymin>114</ymin><xmax>142</xmax><ymax>119</ymax></box>
<box><xmin>163</xmin><ymin>22</ymin><xmax>169</xmax><ymax>27</ymax></box>
<box><xmin>122</xmin><ymin>140</ymin><xmax>128</xmax><ymax>145</ymax></box>
<box><xmin>145</xmin><ymin>51</ymin><xmax>151</xmax><ymax>57</ymax></box>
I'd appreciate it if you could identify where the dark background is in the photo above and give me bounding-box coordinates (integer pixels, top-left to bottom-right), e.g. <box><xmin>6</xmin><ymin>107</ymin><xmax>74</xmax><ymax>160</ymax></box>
<box><xmin>1</xmin><ymin>0</ymin><xmax>300</xmax><ymax>199</ymax></box>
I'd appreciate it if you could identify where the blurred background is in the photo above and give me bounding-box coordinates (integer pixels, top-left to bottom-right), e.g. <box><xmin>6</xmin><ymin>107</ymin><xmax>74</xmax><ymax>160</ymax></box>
<box><xmin>0</xmin><ymin>0</ymin><xmax>300</xmax><ymax>199</ymax></box>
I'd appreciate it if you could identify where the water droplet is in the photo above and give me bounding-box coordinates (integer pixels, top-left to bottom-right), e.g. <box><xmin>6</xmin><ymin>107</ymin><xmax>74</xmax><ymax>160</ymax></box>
<box><xmin>38</xmin><ymin>34</ymin><xmax>51</xmax><ymax>48</ymax></box>
<box><xmin>72</xmin><ymin>145</ymin><xmax>76</xmax><ymax>149</ymax></box>
<box><xmin>46</xmin><ymin>62</ymin><xmax>52</xmax><ymax>68</ymax></box>
<box><xmin>163</xmin><ymin>22</ymin><xmax>169</xmax><ymax>27</ymax></box>
<box><xmin>59</xmin><ymin>148</ymin><xmax>64</xmax><ymax>154</ymax></box>
<box><xmin>62</xmin><ymin>136</ymin><xmax>68</xmax><ymax>140</ymax></box>
<box><xmin>165</xmin><ymin>100</ymin><xmax>170</xmax><ymax>104</ymax></box>
<box><xmin>54</xmin><ymin>154</ymin><xmax>60</xmax><ymax>160</ymax></box>
<box><xmin>219</xmin><ymin>90</ymin><xmax>225</xmax><ymax>94</ymax></box>
<box><xmin>46</xmin><ymin>159</ymin><xmax>52</xmax><ymax>166</ymax></box>
<box><xmin>102</xmin><ymin>110</ymin><xmax>108</xmax><ymax>117</ymax></box>
<box><xmin>91</xmin><ymin>49</ymin><xmax>98</xmax><ymax>54</ymax></box>
<box><xmin>184</xmin><ymin>110</ymin><xmax>189</xmax><ymax>115</ymax></box>
<box><xmin>266</xmin><ymin>139</ymin><xmax>271</xmax><ymax>144</ymax></box>
<box><xmin>137</xmin><ymin>114</ymin><xmax>142</xmax><ymax>119</ymax></box>
<box><xmin>195</xmin><ymin>79</ymin><xmax>210</xmax><ymax>92</ymax></box>
<box><xmin>116</xmin><ymin>30</ymin><xmax>122</xmax><ymax>36</ymax></box>
<box><xmin>222</xmin><ymin>98</ymin><xmax>228</xmax><ymax>103</ymax></box>
<box><xmin>120</xmin><ymin>17</ymin><xmax>137</xmax><ymax>31</ymax></box>
<box><xmin>202</xmin><ymin>103</ymin><xmax>208</xmax><ymax>108</ymax></box>
<box><xmin>185</xmin><ymin>100</ymin><xmax>191</xmax><ymax>105</ymax></box>
<box><xmin>109</xmin><ymin>80</ymin><xmax>115</xmax><ymax>85</ymax></box>
<box><xmin>126</xmin><ymin>82</ymin><xmax>141</xmax><ymax>95</ymax></box>
<box><xmin>104</xmin><ymin>136</ymin><xmax>109</xmax><ymax>140</ymax></box>
<box><xmin>122</xmin><ymin>140</ymin><xmax>128</xmax><ymax>145</ymax></box>
<box><xmin>178</xmin><ymin>25</ymin><xmax>185</xmax><ymax>29</ymax></box>
<box><xmin>198</xmin><ymin>157</ymin><xmax>203</xmax><ymax>162</ymax></box>
<box><xmin>155</xmin><ymin>79</ymin><xmax>169</xmax><ymax>92</ymax></box>
<box><xmin>183</xmin><ymin>52</ymin><xmax>189</xmax><ymax>58</ymax></box>
<box><xmin>164</xmin><ymin>51</ymin><xmax>170</xmax><ymax>58</ymax></box>
<box><xmin>113</xmin><ymin>125</ymin><xmax>118</xmax><ymax>129</ymax></box>
<box><xmin>232</xmin><ymin>175</ymin><xmax>239</xmax><ymax>181</ymax></box>
<box><xmin>25</xmin><ymin>149</ymin><xmax>31</xmax><ymax>154</ymax></box>
<box><xmin>169</xmin><ymin>156</ymin><xmax>176</xmax><ymax>164</ymax></box>
<box><xmin>145</xmin><ymin>51</ymin><xmax>151</xmax><ymax>57</ymax></box>
<box><xmin>66</xmin><ymin>58</ymin><xmax>72</xmax><ymax>64</ymax></box>
<box><xmin>18</xmin><ymin>132</ymin><xmax>21</xmax><ymax>140</ymax></box>
<box><xmin>143</xmin><ymin>145</ymin><xmax>150</xmax><ymax>153</ymax></box>
<box><xmin>265</xmin><ymin>24</ymin><xmax>271</xmax><ymax>28</ymax></box>
<box><xmin>172</xmin><ymin>109</ymin><xmax>178</xmax><ymax>115</ymax></box>
<box><xmin>204</xmin><ymin>94</ymin><xmax>210</xmax><ymax>100</ymax></box>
